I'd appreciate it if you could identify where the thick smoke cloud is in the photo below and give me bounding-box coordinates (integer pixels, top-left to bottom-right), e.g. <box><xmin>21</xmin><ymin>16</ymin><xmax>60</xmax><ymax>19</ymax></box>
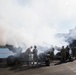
<box><xmin>0</xmin><ymin>0</ymin><xmax>76</xmax><ymax>50</ymax></box>
<box><xmin>65</xmin><ymin>27</ymin><xmax>76</xmax><ymax>44</ymax></box>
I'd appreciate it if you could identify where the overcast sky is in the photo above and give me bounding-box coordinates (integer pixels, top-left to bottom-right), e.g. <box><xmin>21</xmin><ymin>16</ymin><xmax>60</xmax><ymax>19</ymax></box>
<box><xmin>0</xmin><ymin>0</ymin><xmax>76</xmax><ymax>47</ymax></box>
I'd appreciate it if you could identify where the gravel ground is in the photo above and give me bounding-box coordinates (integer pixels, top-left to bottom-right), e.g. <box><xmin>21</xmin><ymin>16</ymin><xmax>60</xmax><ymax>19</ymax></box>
<box><xmin>0</xmin><ymin>61</ymin><xmax>76</xmax><ymax>75</ymax></box>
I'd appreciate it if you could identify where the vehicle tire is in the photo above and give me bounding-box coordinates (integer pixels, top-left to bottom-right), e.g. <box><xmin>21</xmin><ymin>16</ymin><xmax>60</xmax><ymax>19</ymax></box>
<box><xmin>6</xmin><ymin>55</ymin><xmax>15</xmax><ymax>66</ymax></box>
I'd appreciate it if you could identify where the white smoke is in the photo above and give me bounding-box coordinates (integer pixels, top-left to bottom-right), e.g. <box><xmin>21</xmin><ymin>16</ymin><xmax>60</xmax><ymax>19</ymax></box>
<box><xmin>0</xmin><ymin>0</ymin><xmax>76</xmax><ymax>50</ymax></box>
<box><xmin>66</xmin><ymin>27</ymin><xmax>76</xmax><ymax>43</ymax></box>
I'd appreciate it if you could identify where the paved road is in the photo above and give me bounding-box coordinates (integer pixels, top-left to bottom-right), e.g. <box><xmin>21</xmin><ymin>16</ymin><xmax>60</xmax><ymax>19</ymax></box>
<box><xmin>0</xmin><ymin>61</ymin><xmax>76</xmax><ymax>75</ymax></box>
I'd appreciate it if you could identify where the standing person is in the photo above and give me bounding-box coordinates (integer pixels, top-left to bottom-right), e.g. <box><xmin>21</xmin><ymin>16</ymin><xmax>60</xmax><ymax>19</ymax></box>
<box><xmin>71</xmin><ymin>47</ymin><xmax>76</xmax><ymax>59</ymax></box>
<box><xmin>72</xmin><ymin>47</ymin><xmax>74</xmax><ymax>58</ymax></box>
<box><xmin>66</xmin><ymin>46</ymin><xmax>70</xmax><ymax>61</ymax></box>
<box><xmin>25</xmin><ymin>46</ymin><xmax>32</xmax><ymax>66</ymax></box>
<box><xmin>61</xmin><ymin>46</ymin><xmax>66</xmax><ymax>63</ymax></box>
<box><xmin>50</xmin><ymin>48</ymin><xmax>54</xmax><ymax>61</ymax></box>
<box><xmin>74</xmin><ymin>47</ymin><xmax>76</xmax><ymax>59</ymax></box>
<box><xmin>33</xmin><ymin>46</ymin><xmax>38</xmax><ymax>66</ymax></box>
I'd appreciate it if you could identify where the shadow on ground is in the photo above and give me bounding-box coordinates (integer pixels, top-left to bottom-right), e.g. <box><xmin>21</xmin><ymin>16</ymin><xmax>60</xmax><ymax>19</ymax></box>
<box><xmin>9</xmin><ymin>64</ymin><xmax>47</xmax><ymax>72</ymax></box>
<box><xmin>0</xmin><ymin>60</ymin><xmax>74</xmax><ymax>73</ymax></box>
<box><xmin>54</xmin><ymin>60</ymin><xmax>74</xmax><ymax>65</ymax></box>
<box><xmin>0</xmin><ymin>62</ymin><xmax>8</xmax><ymax>68</ymax></box>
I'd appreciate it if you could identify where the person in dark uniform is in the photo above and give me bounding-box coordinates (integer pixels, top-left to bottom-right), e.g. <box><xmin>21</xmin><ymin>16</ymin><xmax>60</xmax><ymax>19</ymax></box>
<box><xmin>61</xmin><ymin>46</ymin><xmax>66</xmax><ymax>63</ymax></box>
<box><xmin>32</xmin><ymin>46</ymin><xmax>38</xmax><ymax>66</ymax></box>
<box><xmin>72</xmin><ymin>47</ymin><xmax>75</xmax><ymax>58</ymax></box>
<box><xmin>72</xmin><ymin>47</ymin><xmax>76</xmax><ymax>59</ymax></box>
<box><xmin>50</xmin><ymin>48</ymin><xmax>54</xmax><ymax>61</ymax></box>
<box><xmin>66</xmin><ymin>46</ymin><xmax>70</xmax><ymax>61</ymax></box>
<box><xmin>74</xmin><ymin>47</ymin><xmax>76</xmax><ymax>59</ymax></box>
